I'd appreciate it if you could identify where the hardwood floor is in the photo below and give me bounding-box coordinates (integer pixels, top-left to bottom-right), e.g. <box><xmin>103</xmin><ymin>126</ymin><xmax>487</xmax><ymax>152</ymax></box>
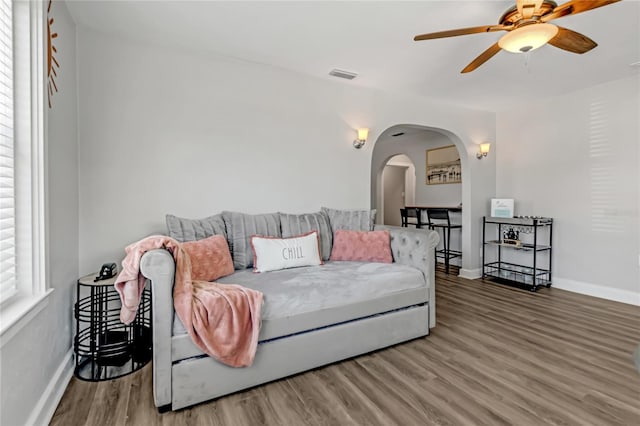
<box><xmin>52</xmin><ymin>270</ymin><xmax>640</xmax><ymax>425</ymax></box>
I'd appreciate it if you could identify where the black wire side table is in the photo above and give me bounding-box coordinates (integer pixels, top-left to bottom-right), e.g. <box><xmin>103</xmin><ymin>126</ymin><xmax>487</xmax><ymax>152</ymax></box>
<box><xmin>74</xmin><ymin>272</ymin><xmax>152</xmax><ymax>381</ymax></box>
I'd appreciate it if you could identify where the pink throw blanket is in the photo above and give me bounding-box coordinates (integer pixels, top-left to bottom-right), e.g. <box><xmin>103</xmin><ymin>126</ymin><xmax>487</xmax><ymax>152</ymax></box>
<box><xmin>114</xmin><ymin>236</ymin><xmax>263</xmax><ymax>367</ymax></box>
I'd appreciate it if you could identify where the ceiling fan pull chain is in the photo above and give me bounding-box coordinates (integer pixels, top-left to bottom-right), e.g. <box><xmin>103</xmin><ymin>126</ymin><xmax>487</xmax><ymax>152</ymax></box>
<box><xmin>523</xmin><ymin>51</ymin><xmax>532</xmax><ymax>73</ymax></box>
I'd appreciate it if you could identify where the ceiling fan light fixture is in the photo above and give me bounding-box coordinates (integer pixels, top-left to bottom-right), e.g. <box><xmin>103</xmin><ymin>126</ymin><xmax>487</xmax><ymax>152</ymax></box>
<box><xmin>498</xmin><ymin>23</ymin><xmax>559</xmax><ymax>53</ymax></box>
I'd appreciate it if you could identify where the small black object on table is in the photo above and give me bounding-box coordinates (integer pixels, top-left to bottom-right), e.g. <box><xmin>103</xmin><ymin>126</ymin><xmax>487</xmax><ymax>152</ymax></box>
<box><xmin>74</xmin><ymin>272</ymin><xmax>152</xmax><ymax>381</ymax></box>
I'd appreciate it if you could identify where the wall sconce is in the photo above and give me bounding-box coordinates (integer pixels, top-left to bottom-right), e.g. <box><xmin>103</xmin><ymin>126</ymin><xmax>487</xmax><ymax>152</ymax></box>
<box><xmin>353</xmin><ymin>128</ymin><xmax>369</xmax><ymax>149</ymax></box>
<box><xmin>477</xmin><ymin>143</ymin><xmax>491</xmax><ymax>159</ymax></box>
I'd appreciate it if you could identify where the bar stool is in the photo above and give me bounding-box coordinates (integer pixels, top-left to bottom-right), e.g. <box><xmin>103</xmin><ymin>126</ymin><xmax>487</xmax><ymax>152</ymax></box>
<box><xmin>426</xmin><ymin>208</ymin><xmax>461</xmax><ymax>274</ymax></box>
<box><xmin>400</xmin><ymin>208</ymin><xmax>422</xmax><ymax>228</ymax></box>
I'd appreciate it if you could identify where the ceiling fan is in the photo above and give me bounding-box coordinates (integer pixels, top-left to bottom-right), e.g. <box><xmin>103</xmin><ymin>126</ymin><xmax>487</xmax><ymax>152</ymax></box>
<box><xmin>413</xmin><ymin>0</ymin><xmax>621</xmax><ymax>73</ymax></box>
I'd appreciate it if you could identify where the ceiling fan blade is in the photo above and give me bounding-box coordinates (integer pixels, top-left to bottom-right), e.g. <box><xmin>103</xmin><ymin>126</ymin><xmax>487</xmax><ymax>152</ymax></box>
<box><xmin>540</xmin><ymin>7</ymin><xmax>574</xmax><ymax>22</ymax></box>
<box><xmin>548</xmin><ymin>27</ymin><xmax>597</xmax><ymax>53</ymax></box>
<box><xmin>414</xmin><ymin>25</ymin><xmax>509</xmax><ymax>41</ymax></box>
<box><xmin>461</xmin><ymin>43</ymin><xmax>502</xmax><ymax>74</ymax></box>
<box><xmin>546</xmin><ymin>0</ymin><xmax>621</xmax><ymax>20</ymax></box>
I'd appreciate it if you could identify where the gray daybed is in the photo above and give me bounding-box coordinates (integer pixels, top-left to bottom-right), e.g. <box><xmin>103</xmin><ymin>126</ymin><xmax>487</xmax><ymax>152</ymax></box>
<box><xmin>140</xmin><ymin>213</ymin><xmax>439</xmax><ymax>411</ymax></box>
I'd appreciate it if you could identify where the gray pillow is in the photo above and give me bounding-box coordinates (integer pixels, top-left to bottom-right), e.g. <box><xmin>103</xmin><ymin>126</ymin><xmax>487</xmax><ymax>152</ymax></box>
<box><xmin>165</xmin><ymin>214</ymin><xmax>227</xmax><ymax>242</ymax></box>
<box><xmin>321</xmin><ymin>207</ymin><xmax>376</xmax><ymax>233</ymax></box>
<box><xmin>279</xmin><ymin>211</ymin><xmax>332</xmax><ymax>261</ymax></box>
<box><xmin>222</xmin><ymin>211</ymin><xmax>281</xmax><ymax>269</ymax></box>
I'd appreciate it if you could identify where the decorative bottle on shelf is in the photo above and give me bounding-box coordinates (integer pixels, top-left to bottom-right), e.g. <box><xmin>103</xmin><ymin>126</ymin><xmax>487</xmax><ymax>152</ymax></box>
<box><xmin>502</xmin><ymin>228</ymin><xmax>521</xmax><ymax>247</ymax></box>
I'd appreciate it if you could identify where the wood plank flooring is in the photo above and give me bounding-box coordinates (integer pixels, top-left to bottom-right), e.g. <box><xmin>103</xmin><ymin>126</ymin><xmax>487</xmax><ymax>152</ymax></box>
<box><xmin>51</xmin><ymin>270</ymin><xmax>640</xmax><ymax>425</ymax></box>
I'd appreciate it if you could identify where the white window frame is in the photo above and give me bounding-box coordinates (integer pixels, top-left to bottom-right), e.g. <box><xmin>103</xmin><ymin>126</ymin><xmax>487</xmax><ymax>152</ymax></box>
<box><xmin>0</xmin><ymin>0</ymin><xmax>51</xmax><ymax>346</ymax></box>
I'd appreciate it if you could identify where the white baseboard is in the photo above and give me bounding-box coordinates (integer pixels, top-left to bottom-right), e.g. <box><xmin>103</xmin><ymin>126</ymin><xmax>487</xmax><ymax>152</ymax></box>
<box><xmin>26</xmin><ymin>349</ymin><xmax>74</xmax><ymax>426</ymax></box>
<box><xmin>458</xmin><ymin>268</ymin><xmax>482</xmax><ymax>280</ymax></box>
<box><xmin>552</xmin><ymin>278</ymin><xmax>640</xmax><ymax>306</ymax></box>
<box><xmin>456</xmin><ymin>269</ymin><xmax>639</xmax><ymax>306</ymax></box>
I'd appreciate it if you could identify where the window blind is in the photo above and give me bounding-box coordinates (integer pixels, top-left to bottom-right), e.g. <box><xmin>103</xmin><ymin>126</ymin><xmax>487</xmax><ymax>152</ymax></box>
<box><xmin>0</xmin><ymin>0</ymin><xmax>16</xmax><ymax>302</ymax></box>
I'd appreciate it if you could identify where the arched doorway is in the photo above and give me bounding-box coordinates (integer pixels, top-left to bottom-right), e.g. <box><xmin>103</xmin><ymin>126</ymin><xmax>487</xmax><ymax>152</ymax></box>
<box><xmin>381</xmin><ymin>154</ymin><xmax>416</xmax><ymax>226</ymax></box>
<box><xmin>371</xmin><ymin>124</ymin><xmax>469</xmax><ymax>275</ymax></box>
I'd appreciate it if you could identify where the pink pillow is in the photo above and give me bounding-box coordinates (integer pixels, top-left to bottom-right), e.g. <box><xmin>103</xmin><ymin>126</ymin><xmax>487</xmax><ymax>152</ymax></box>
<box><xmin>330</xmin><ymin>230</ymin><xmax>392</xmax><ymax>263</ymax></box>
<box><xmin>182</xmin><ymin>235</ymin><xmax>234</xmax><ymax>281</ymax></box>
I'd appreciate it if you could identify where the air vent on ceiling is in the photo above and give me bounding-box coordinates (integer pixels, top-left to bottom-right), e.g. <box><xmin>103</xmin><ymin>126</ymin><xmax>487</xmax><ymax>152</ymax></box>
<box><xmin>329</xmin><ymin>69</ymin><xmax>358</xmax><ymax>80</ymax></box>
<box><xmin>392</xmin><ymin>132</ymin><xmax>405</xmax><ymax>137</ymax></box>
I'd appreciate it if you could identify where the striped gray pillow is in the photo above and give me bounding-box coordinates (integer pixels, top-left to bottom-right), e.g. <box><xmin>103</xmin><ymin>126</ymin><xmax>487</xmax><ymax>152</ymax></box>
<box><xmin>279</xmin><ymin>211</ymin><xmax>332</xmax><ymax>261</ymax></box>
<box><xmin>165</xmin><ymin>214</ymin><xmax>227</xmax><ymax>242</ymax></box>
<box><xmin>222</xmin><ymin>211</ymin><xmax>281</xmax><ymax>269</ymax></box>
<box><xmin>321</xmin><ymin>207</ymin><xmax>376</xmax><ymax>234</ymax></box>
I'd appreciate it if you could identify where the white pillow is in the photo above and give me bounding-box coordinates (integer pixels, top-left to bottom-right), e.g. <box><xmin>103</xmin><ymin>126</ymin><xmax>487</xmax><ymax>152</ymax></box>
<box><xmin>250</xmin><ymin>231</ymin><xmax>323</xmax><ymax>273</ymax></box>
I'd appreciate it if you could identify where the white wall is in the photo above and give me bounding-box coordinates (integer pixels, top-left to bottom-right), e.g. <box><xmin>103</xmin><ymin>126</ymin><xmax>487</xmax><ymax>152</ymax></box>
<box><xmin>0</xmin><ymin>1</ymin><xmax>78</xmax><ymax>425</ymax></box>
<box><xmin>76</xmin><ymin>28</ymin><xmax>496</xmax><ymax>275</ymax></box>
<box><xmin>496</xmin><ymin>75</ymin><xmax>640</xmax><ymax>303</ymax></box>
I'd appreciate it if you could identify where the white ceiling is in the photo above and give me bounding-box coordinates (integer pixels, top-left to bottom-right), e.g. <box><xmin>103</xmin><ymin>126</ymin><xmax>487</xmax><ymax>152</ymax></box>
<box><xmin>66</xmin><ymin>0</ymin><xmax>640</xmax><ymax>112</ymax></box>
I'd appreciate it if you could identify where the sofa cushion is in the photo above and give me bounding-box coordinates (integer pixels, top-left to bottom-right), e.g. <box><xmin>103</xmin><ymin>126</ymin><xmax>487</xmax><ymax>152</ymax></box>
<box><xmin>330</xmin><ymin>230</ymin><xmax>392</xmax><ymax>263</ymax></box>
<box><xmin>279</xmin><ymin>211</ymin><xmax>332</xmax><ymax>261</ymax></box>
<box><xmin>166</xmin><ymin>214</ymin><xmax>227</xmax><ymax>242</ymax></box>
<box><xmin>251</xmin><ymin>231</ymin><xmax>323</xmax><ymax>273</ymax></box>
<box><xmin>222</xmin><ymin>211</ymin><xmax>281</xmax><ymax>269</ymax></box>
<box><xmin>171</xmin><ymin>261</ymin><xmax>427</xmax><ymax>361</ymax></box>
<box><xmin>182</xmin><ymin>235</ymin><xmax>234</xmax><ymax>281</ymax></box>
<box><xmin>321</xmin><ymin>207</ymin><xmax>376</xmax><ymax>234</ymax></box>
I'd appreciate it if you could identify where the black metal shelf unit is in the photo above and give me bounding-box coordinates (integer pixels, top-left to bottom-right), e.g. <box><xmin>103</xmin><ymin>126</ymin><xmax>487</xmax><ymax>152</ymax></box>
<box><xmin>482</xmin><ymin>216</ymin><xmax>553</xmax><ymax>292</ymax></box>
<box><xmin>74</xmin><ymin>273</ymin><xmax>152</xmax><ymax>381</ymax></box>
